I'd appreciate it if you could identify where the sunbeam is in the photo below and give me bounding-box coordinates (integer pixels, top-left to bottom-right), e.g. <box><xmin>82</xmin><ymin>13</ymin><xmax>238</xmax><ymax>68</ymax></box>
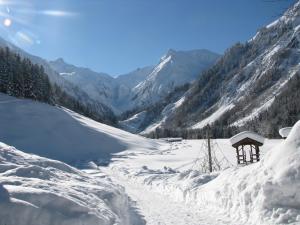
<box><xmin>14</xmin><ymin>9</ymin><xmax>78</xmax><ymax>17</ymax></box>
<box><xmin>40</xmin><ymin>10</ymin><xmax>78</xmax><ymax>17</ymax></box>
<box><xmin>0</xmin><ymin>0</ymin><xmax>77</xmax><ymax>50</ymax></box>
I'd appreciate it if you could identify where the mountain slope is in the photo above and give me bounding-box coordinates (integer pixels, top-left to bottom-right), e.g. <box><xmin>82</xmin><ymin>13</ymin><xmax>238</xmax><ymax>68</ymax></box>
<box><xmin>49</xmin><ymin>59</ymin><xmax>154</xmax><ymax>114</ymax></box>
<box><xmin>115</xmin><ymin>66</ymin><xmax>155</xmax><ymax>89</ymax></box>
<box><xmin>0</xmin><ymin>93</ymin><xmax>161</xmax><ymax>164</ymax></box>
<box><xmin>49</xmin><ymin>58</ymin><xmax>120</xmax><ymax>111</ymax></box>
<box><xmin>154</xmin><ymin>1</ymin><xmax>300</xmax><ymax>137</ymax></box>
<box><xmin>0</xmin><ymin>37</ymin><xmax>115</xmax><ymax>124</ymax></box>
<box><xmin>131</xmin><ymin>49</ymin><xmax>220</xmax><ymax>108</ymax></box>
<box><xmin>50</xmin><ymin>49</ymin><xmax>220</xmax><ymax>115</ymax></box>
<box><xmin>120</xmin><ymin>84</ymin><xmax>190</xmax><ymax>134</ymax></box>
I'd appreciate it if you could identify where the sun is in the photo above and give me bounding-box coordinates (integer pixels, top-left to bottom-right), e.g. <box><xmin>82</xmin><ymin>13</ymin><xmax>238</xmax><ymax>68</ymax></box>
<box><xmin>3</xmin><ymin>18</ymin><xmax>11</xmax><ymax>27</ymax></box>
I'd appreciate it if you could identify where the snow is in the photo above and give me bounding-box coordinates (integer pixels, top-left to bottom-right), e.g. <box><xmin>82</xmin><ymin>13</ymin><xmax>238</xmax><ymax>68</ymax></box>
<box><xmin>0</xmin><ymin>142</ymin><xmax>144</xmax><ymax>225</ymax></box>
<box><xmin>103</xmin><ymin>121</ymin><xmax>300</xmax><ymax>225</ymax></box>
<box><xmin>230</xmin><ymin>131</ymin><xmax>265</xmax><ymax>146</ymax></box>
<box><xmin>106</xmin><ymin>168</ymin><xmax>231</xmax><ymax>225</ymax></box>
<box><xmin>2</xmin><ymin>92</ymin><xmax>298</xmax><ymax>224</ymax></box>
<box><xmin>103</xmin><ymin>137</ymin><xmax>281</xmax><ymax>224</ymax></box>
<box><xmin>266</xmin><ymin>19</ymin><xmax>280</xmax><ymax>29</ymax></box>
<box><xmin>195</xmin><ymin>120</ymin><xmax>300</xmax><ymax>224</ymax></box>
<box><xmin>115</xmin><ymin>66</ymin><xmax>154</xmax><ymax>89</ymax></box>
<box><xmin>174</xmin><ymin>96</ymin><xmax>186</xmax><ymax>108</ymax></box>
<box><xmin>279</xmin><ymin>127</ymin><xmax>293</xmax><ymax>138</ymax></box>
<box><xmin>50</xmin><ymin>49</ymin><xmax>219</xmax><ymax>115</ymax></box>
<box><xmin>0</xmin><ymin>93</ymin><xmax>160</xmax><ymax>164</ymax></box>
<box><xmin>59</xmin><ymin>72</ymin><xmax>75</xmax><ymax>76</ymax></box>
<box><xmin>139</xmin><ymin>95</ymin><xmax>187</xmax><ymax>135</ymax></box>
<box><xmin>140</xmin><ymin>121</ymin><xmax>162</xmax><ymax>135</ymax></box>
<box><xmin>192</xmin><ymin>103</ymin><xmax>234</xmax><ymax>129</ymax></box>
<box><xmin>0</xmin><ymin>37</ymin><xmax>100</xmax><ymax>110</ymax></box>
<box><xmin>232</xmin><ymin>98</ymin><xmax>275</xmax><ymax>127</ymax></box>
<box><xmin>132</xmin><ymin>49</ymin><xmax>220</xmax><ymax>109</ymax></box>
<box><xmin>119</xmin><ymin>111</ymin><xmax>147</xmax><ymax>133</ymax></box>
<box><xmin>177</xmin><ymin>0</ymin><xmax>300</xmax><ymax>132</ymax></box>
<box><xmin>109</xmin><ymin>139</ymin><xmax>278</xmax><ymax>172</ymax></box>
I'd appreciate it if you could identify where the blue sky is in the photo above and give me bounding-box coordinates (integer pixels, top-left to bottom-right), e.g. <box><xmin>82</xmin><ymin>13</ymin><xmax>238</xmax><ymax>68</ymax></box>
<box><xmin>0</xmin><ymin>0</ymin><xmax>295</xmax><ymax>75</ymax></box>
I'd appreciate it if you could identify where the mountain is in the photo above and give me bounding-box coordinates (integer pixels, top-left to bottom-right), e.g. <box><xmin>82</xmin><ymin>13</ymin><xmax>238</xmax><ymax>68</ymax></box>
<box><xmin>49</xmin><ymin>58</ymin><xmax>120</xmax><ymax>111</ymax></box>
<box><xmin>49</xmin><ymin>59</ymin><xmax>153</xmax><ymax>114</ymax></box>
<box><xmin>119</xmin><ymin>84</ymin><xmax>190</xmax><ymax>134</ymax></box>
<box><xmin>50</xmin><ymin>49</ymin><xmax>220</xmax><ymax>115</ymax></box>
<box><xmin>147</xmin><ymin>0</ymin><xmax>300</xmax><ymax>138</ymax></box>
<box><xmin>115</xmin><ymin>66</ymin><xmax>155</xmax><ymax>89</ymax></box>
<box><xmin>0</xmin><ymin>37</ymin><xmax>115</xmax><ymax>125</ymax></box>
<box><xmin>131</xmin><ymin>49</ymin><xmax>220</xmax><ymax>108</ymax></box>
<box><xmin>119</xmin><ymin>49</ymin><xmax>220</xmax><ymax>133</ymax></box>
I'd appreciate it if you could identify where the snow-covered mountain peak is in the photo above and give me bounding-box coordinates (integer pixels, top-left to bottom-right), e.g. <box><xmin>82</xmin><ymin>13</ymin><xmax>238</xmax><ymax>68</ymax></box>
<box><xmin>131</xmin><ymin>49</ymin><xmax>220</xmax><ymax>108</ymax></box>
<box><xmin>161</xmin><ymin>49</ymin><xmax>219</xmax><ymax>63</ymax></box>
<box><xmin>251</xmin><ymin>0</ymin><xmax>300</xmax><ymax>43</ymax></box>
<box><xmin>50</xmin><ymin>58</ymin><xmax>112</xmax><ymax>79</ymax></box>
<box><xmin>53</xmin><ymin>57</ymin><xmax>65</xmax><ymax>64</ymax></box>
<box><xmin>160</xmin><ymin>48</ymin><xmax>177</xmax><ymax>61</ymax></box>
<box><xmin>49</xmin><ymin>48</ymin><xmax>219</xmax><ymax>115</ymax></box>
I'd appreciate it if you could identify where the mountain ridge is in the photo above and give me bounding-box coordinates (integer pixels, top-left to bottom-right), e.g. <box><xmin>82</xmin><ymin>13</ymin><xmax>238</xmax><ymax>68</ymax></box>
<box><xmin>49</xmin><ymin>49</ymin><xmax>220</xmax><ymax>115</ymax></box>
<box><xmin>143</xmin><ymin>0</ymin><xmax>300</xmax><ymax>138</ymax></box>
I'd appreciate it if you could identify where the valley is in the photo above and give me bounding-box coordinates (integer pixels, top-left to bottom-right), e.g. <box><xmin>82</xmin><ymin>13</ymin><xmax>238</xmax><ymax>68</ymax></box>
<box><xmin>0</xmin><ymin>1</ymin><xmax>300</xmax><ymax>225</ymax></box>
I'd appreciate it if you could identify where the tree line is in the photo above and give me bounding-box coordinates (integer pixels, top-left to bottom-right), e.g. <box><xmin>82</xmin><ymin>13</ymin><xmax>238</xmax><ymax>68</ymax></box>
<box><xmin>0</xmin><ymin>47</ymin><xmax>51</xmax><ymax>103</ymax></box>
<box><xmin>0</xmin><ymin>47</ymin><xmax>116</xmax><ymax>125</ymax></box>
<box><xmin>146</xmin><ymin>73</ymin><xmax>300</xmax><ymax>139</ymax></box>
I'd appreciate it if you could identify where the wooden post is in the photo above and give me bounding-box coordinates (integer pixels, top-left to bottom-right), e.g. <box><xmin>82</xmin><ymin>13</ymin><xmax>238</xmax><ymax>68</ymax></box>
<box><xmin>242</xmin><ymin>145</ymin><xmax>246</xmax><ymax>165</ymax></box>
<box><xmin>207</xmin><ymin>126</ymin><xmax>213</xmax><ymax>173</ymax></box>
<box><xmin>256</xmin><ymin>145</ymin><xmax>260</xmax><ymax>162</ymax></box>
<box><xmin>250</xmin><ymin>145</ymin><xmax>253</xmax><ymax>163</ymax></box>
<box><xmin>236</xmin><ymin>147</ymin><xmax>239</xmax><ymax>164</ymax></box>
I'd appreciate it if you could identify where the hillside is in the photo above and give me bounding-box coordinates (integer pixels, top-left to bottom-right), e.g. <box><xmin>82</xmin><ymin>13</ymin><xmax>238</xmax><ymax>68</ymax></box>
<box><xmin>0</xmin><ymin>93</ymin><xmax>160</xmax><ymax>164</ymax></box>
<box><xmin>147</xmin><ymin>1</ymin><xmax>300</xmax><ymax>138</ymax></box>
<box><xmin>0</xmin><ymin>37</ymin><xmax>116</xmax><ymax>125</ymax></box>
<box><xmin>130</xmin><ymin>49</ymin><xmax>220</xmax><ymax>109</ymax></box>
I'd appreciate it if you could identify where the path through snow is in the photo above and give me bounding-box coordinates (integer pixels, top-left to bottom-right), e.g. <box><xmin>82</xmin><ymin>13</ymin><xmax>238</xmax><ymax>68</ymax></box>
<box><xmin>99</xmin><ymin>139</ymin><xmax>280</xmax><ymax>225</ymax></box>
<box><xmin>104</xmin><ymin>168</ymin><xmax>232</xmax><ymax>225</ymax></box>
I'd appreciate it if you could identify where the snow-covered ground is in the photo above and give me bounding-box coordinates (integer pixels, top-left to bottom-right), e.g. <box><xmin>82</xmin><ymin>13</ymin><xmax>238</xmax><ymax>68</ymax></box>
<box><xmin>1</xmin><ymin>93</ymin><xmax>299</xmax><ymax>225</ymax></box>
<box><xmin>0</xmin><ymin>142</ymin><xmax>145</xmax><ymax>225</ymax></box>
<box><xmin>0</xmin><ymin>93</ymin><xmax>161</xmax><ymax>164</ymax></box>
<box><xmin>103</xmin><ymin>138</ymin><xmax>283</xmax><ymax>225</ymax></box>
<box><xmin>109</xmin><ymin>138</ymin><xmax>280</xmax><ymax>171</ymax></box>
<box><xmin>101</xmin><ymin>120</ymin><xmax>300</xmax><ymax>225</ymax></box>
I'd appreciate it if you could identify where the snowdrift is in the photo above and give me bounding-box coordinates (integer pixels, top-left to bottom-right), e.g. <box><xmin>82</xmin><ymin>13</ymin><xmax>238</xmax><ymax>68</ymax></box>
<box><xmin>0</xmin><ymin>142</ymin><xmax>144</xmax><ymax>225</ymax></box>
<box><xmin>109</xmin><ymin>123</ymin><xmax>299</xmax><ymax>224</ymax></box>
<box><xmin>0</xmin><ymin>94</ymin><xmax>160</xmax><ymax>164</ymax></box>
<box><xmin>193</xmin><ymin>120</ymin><xmax>300</xmax><ymax>224</ymax></box>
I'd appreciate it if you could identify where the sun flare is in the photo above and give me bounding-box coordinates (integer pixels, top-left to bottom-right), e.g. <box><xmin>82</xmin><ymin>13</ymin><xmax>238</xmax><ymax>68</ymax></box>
<box><xmin>3</xmin><ymin>18</ymin><xmax>11</xmax><ymax>27</ymax></box>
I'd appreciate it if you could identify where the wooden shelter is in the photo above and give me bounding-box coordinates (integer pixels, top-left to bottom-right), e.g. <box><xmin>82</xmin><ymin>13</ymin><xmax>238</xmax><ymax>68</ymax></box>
<box><xmin>230</xmin><ymin>131</ymin><xmax>265</xmax><ymax>165</ymax></box>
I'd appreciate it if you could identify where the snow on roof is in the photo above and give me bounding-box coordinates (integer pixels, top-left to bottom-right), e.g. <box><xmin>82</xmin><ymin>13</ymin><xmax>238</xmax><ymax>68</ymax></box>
<box><xmin>279</xmin><ymin>127</ymin><xmax>293</xmax><ymax>138</ymax></box>
<box><xmin>230</xmin><ymin>131</ymin><xmax>265</xmax><ymax>146</ymax></box>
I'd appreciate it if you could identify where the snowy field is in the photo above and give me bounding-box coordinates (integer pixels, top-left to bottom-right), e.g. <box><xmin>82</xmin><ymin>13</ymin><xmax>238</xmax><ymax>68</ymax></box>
<box><xmin>109</xmin><ymin>138</ymin><xmax>281</xmax><ymax>171</ymax></box>
<box><xmin>1</xmin><ymin>94</ymin><xmax>300</xmax><ymax>225</ymax></box>
<box><xmin>0</xmin><ymin>93</ymin><xmax>161</xmax><ymax>164</ymax></box>
<box><xmin>103</xmin><ymin>138</ymin><xmax>284</xmax><ymax>225</ymax></box>
<box><xmin>104</xmin><ymin>127</ymin><xmax>300</xmax><ymax>224</ymax></box>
